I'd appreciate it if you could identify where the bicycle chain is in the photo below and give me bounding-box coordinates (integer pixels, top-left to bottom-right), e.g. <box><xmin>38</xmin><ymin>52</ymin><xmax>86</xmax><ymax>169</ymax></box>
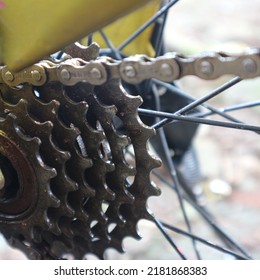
<box><xmin>1</xmin><ymin>47</ymin><xmax>260</xmax><ymax>87</ymax></box>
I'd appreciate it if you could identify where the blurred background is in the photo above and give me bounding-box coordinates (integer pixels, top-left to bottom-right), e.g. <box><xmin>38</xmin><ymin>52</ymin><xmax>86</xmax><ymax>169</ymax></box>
<box><xmin>0</xmin><ymin>0</ymin><xmax>260</xmax><ymax>259</ymax></box>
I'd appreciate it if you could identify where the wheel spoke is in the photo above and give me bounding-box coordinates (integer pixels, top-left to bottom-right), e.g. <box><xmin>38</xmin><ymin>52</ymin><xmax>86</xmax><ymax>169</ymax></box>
<box><xmin>150</xmin><ymin>169</ymin><xmax>252</xmax><ymax>259</ymax></box>
<box><xmin>99</xmin><ymin>29</ymin><xmax>122</xmax><ymax>60</ymax></box>
<box><xmin>140</xmin><ymin>108</ymin><xmax>260</xmax><ymax>132</ymax></box>
<box><xmin>152</xmin><ymin>217</ymin><xmax>187</xmax><ymax>260</ymax></box>
<box><xmin>120</xmin><ymin>0</ymin><xmax>257</xmax><ymax>260</ymax></box>
<box><xmin>160</xmin><ymin>221</ymin><xmax>250</xmax><ymax>260</ymax></box>
<box><xmin>154</xmin><ymin>1</ymin><xmax>170</xmax><ymax>56</ymax></box>
<box><xmin>152</xmin><ymin>84</ymin><xmax>202</xmax><ymax>259</ymax></box>
<box><xmin>152</xmin><ymin>77</ymin><xmax>242</xmax><ymax>129</ymax></box>
<box><xmin>118</xmin><ymin>0</ymin><xmax>180</xmax><ymax>51</ymax></box>
<box><xmin>223</xmin><ymin>101</ymin><xmax>260</xmax><ymax>112</ymax></box>
<box><xmin>2</xmin><ymin>0</ymin><xmax>258</xmax><ymax>261</ymax></box>
<box><xmin>153</xmin><ymin>79</ymin><xmax>250</xmax><ymax>125</ymax></box>
<box><xmin>194</xmin><ymin>101</ymin><xmax>260</xmax><ymax>119</ymax></box>
<box><xmin>87</xmin><ymin>33</ymin><xmax>94</xmax><ymax>45</ymax></box>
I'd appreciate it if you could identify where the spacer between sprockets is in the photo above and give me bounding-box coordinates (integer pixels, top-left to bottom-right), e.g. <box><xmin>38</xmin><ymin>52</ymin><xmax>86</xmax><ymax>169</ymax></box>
<box><xmin>0</xmin><ymin>45</ymin><xmax>161</xmax><ymax>259</ymax></box>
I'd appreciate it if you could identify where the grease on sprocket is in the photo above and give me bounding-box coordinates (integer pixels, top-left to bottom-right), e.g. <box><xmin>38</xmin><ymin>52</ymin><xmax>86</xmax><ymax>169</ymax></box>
<box><xmin>0</xmin><ymin>76</ymin><xmax>160</xmax><ymax>259</ymax></box>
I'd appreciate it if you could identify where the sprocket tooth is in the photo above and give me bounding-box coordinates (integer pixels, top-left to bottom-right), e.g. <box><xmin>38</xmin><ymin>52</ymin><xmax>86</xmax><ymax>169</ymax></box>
<box><xmin>12</xmin><ymin>99</ymin><xmax>72</xmax><ymax>164</ymax></box>
<box><xmin>94</xmin><ymin>79</ymin><xmax>161</xmax><ymax>238</ymax></box>
<box><xmin>0</xmin><ymin>114</ymin><xmax>59</xmax><ymax>245</ymax></box>
<box><xmin>0</xmin><ymin>85</ymin><xmax>91</xmax><ymax>250</ymax></box>
<box><xmin>13</xmin><ymin>121</ymin><xmax>58</xmax><ymax>184</ymax></box>
<box><xmin>41</xmin><ymin>231</ymin><xmax>75</xmax><ymax>258</ymax></box>
<box><xmin>85</xmin><ymin>200</ymin><xmax>109</xmax><ymax>225</ymax></box>
<box><xmin>109</xmin><ymin>219</ymin><xmax>142</xmax><ymax>248</ymax></box>
<box><xmin>67</xmin><ymin>192</ymin><xmax>90</xmax><ymax>221</ymax></box>
<box><xmin>48</xmin><ymin>239</ymin><xmax>72</xmax><ymax>259</ymax></box>
<box><xmin>7</xmin><ymin>237</ymin><xmax>43</xmax><ymax>260</ymax></box>
<box><xmin>57</xmin><ymin>79</ymin><xmax>161</xmax><ymax>258</ymax></box>
<box><xmin>38</xmin><ymin>103</ymin><xmax>96</xmax><ymax>201</ymax></box>
<box><xmin>72</xmin><ymin>236</ymin><xmax>93</xmax><ymax>260</ymax></box>
<box><xmin>0</xmin><ymin>84</ymin><xmax>23</xmax><ymax>105</ymax></box>
<box><xmin>30</xmin><ymin>226</ymin><xmax>44</xmax><ymax>243</ymax></box>
<box><xmin>91</xmin><ymin>222</ymin><xmax>111</xmax><ymax>241</ymax></box>
<box><xmin>0</xmin><ymin>51</ymin><xmax>162</xmax><ymax>259</ymax></box>
<box><xmin>70</xmin><ymin>220</ymin><xmax>93</xmax><ymax>241</ymax></box>
<box><xmin>3</xmin><ymin>97</ymin><xmax>79</xmax><ymax>233</ymax></box>
<box><xmin>106</xmin><ymin>171</ymin><xmax>135</xmax><ymax>204</ymax></box>
<box><xmin>0</xmin><ymin>97</ymin><xmax>16</xmax><ymax>118</ymax></box>
<box><xmin>105</xmin><ymin>205</ymin><xmax>127</xmax><ymax>226</ymax></box>
<box><xmin>58</xmin><ymin>216</ymin><xmax>75</xmax><ymax>238</ymax></box>
<box><xmin>24</xmin><ymin>87</ymin><xmax>97</xmax><ymax>217</ymax></box>
<box><xmin>65</xmin><ymin>42</ymin><xmax>100</xmax><ymax>61</ymax></box>
<box><xmin>64</xmin><ymin>154</ymin><xmax>92</xmax><ymax>192</ymax></box>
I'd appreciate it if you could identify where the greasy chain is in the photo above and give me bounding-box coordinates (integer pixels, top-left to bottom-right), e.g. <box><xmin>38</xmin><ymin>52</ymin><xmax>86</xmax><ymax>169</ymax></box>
<box><xmin>1</xmin><ymin>48</ymin><xmax>260</xmax><ymax>87</ymax></box>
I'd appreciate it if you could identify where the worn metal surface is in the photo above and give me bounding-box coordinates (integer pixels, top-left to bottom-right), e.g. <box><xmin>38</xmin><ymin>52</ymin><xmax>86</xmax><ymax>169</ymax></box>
<box><xmin>0</xmin><ymin>45</ymin><xmax>161</xmax><ymax>258</ymax></box>
<box><xmin>1</xmin><ymin>48</ymin><xmax>260</xmax><ymax>88</ymax></box>
<box><xmin>0</xmin><ymin>97</ymin><xmax>58</xmax><ymax>244</ymax></box>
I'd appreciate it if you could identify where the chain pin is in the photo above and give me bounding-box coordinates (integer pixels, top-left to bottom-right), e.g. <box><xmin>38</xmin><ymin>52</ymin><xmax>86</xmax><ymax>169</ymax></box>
<box><xmin>90</xmin><ymin>67</ymin><xmax>102</xmax><ymax>80</ymax></box>
<box><xmin>123</xmin><ymin>65</ymin><xmax>136</xmax><ymax>78</ymax></box>
<box><xmin>160</xmin><ymin>63</ymin><xmax>173</xmax><ymax>76</ymax></box>
<box><xmin>31</xmin><ymin>70</ymin><xmax>42</xmax><ymax>81</ymax></box>
<box><xmin>199</xmin><ymin>60</ymin><xmax>214</xmax><ymax>75</ymax></box>
<box><xmin>243</xmin><ymin>58</ymin><xmax>257</xmax><ymax>73</ymax></box>
<box><xmin>4</xmin><ymin>71</ymin><xmax>14</xmax><ymax>82</ymax></box>
<box><xmin>60</xmin><ymin>69</ymin><xmax>71</xmax><ymax>80</ymax></box>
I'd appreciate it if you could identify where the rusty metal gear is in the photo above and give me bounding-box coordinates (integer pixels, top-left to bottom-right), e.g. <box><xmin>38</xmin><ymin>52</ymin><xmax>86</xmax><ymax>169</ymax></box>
<box><xmin>0</xmin><ymin>102</ymin><xmax>59</xmax><ymax>245</ymax></box>
<box><xmin>0</xmin><ymin>64</ymin><xmax>160</xmax><ymax>259</ymax></box>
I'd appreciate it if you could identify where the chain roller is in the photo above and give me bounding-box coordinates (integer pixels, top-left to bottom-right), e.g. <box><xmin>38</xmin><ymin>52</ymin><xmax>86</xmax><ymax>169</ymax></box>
<box><xmin>1</xmin><ymin>49</ymin><xmax>260</xmax><ymax>87</ymax></box>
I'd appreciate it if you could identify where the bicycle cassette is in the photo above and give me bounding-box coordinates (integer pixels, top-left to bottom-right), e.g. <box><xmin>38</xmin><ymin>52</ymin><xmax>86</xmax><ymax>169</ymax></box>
<box><xmin>0</xmin><ymin>77</ymin><xmax>161</xmax><ymax>259</ymax></box>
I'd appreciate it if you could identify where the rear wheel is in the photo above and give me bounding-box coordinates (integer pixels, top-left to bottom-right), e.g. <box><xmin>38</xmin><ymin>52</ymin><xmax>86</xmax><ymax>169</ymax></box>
<box><xmin>0</xmin><ymin>0</ymin><xmax>259</xmax><ymax>259</ymax></box>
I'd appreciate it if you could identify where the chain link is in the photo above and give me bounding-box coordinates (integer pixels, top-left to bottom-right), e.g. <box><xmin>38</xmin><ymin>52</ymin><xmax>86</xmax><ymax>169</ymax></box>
<box><xmin>1</xmin><ymin>48</ymin><xmax>260</xmax><ymax>87</ymax></box>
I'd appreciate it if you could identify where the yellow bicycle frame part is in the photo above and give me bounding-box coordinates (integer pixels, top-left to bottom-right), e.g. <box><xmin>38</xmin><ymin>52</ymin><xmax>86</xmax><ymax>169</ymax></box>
<box><xmin>83</xmin><ymin>0</ymin><xmax>161</xmax><ymax>57</ymax></box>
<box><xmin>0</xmin><ymin>0</ymin><xmax>159</xmax><ymax>72</ymax></box>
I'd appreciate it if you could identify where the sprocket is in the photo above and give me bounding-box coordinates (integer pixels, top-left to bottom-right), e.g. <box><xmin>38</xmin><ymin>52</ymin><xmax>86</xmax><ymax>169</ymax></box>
<box><xmin>0</xmin><ymin>66</ymin><xmax>161</xmax><ymax>259</ymax></box>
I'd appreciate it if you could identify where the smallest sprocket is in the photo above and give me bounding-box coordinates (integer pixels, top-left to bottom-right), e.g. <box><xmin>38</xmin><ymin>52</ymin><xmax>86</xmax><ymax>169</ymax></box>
<box><xmin>0</xmin><ymin>108</ymin><xmax>59</xmax><ymax>244</ymax></box>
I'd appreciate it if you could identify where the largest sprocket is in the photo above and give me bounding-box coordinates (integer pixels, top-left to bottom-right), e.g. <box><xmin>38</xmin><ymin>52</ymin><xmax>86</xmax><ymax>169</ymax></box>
<box><xmin>0</xmin><ymin>71</ymin><xmax>161</xmax><ymax>259</ymax></box>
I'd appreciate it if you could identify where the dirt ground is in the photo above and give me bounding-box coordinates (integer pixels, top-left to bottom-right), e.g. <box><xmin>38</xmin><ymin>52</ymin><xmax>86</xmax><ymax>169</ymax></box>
<box><xmin>0</xmin><ymin>0</ymin><xmax>260</xmax><ymax>259</ymax></box>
